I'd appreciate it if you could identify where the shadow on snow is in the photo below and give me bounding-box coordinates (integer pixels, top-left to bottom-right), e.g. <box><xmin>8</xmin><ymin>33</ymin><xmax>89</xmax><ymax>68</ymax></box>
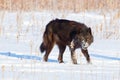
<box><xmin>0</xmin><ymin>52</ymin><xmax>58</xmax><ymax>63</ymax></box>
<box><xmin>0</xmin><ymin>52</ymin><xmax>120</xmax><ymax>63</ymax></box>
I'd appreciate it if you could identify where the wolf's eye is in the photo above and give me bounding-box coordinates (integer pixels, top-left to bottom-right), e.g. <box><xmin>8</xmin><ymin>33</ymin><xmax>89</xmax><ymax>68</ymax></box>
<box><xmin>86</xmin><ymin>39</ymin><xmax>89</xmax><ymax>41</ymax></box>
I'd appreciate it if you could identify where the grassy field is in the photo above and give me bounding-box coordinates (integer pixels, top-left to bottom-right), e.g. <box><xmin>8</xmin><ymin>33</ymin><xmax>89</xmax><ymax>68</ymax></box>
<box><xmin>0</xmin><ymin>0</ymin><xmax>119</xmax><ymax>12</ymax></box>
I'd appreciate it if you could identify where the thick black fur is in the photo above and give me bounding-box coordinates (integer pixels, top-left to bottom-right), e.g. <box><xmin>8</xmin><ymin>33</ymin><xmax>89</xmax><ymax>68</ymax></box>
<box><xmin>40</xmin><ymin>19</ymin><xmax>93</xmax><ymax>64</ymax></box>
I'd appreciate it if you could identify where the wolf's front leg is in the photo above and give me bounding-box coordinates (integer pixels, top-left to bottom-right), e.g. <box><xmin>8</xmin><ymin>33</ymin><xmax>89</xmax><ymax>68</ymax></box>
<box><xmin>71</xmin><ymin>50</ymin><xmax>77</xmax><ymax>64</ymax></box>
<box><xmin>69</xmin><ymin>41</ymin><xmax>77</xmax><ymax>64</ymax></box>
<box><xmin>81</xmin><ymin>49</ymin><xmax>90</xmax><ymax>63</ymax></box>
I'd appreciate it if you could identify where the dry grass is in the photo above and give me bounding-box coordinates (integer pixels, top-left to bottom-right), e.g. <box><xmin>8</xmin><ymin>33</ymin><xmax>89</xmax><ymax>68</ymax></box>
<box><xmin>0</xmin><ymin>0</ymin><xmax>119</xmax><ymax>12</ymax></box>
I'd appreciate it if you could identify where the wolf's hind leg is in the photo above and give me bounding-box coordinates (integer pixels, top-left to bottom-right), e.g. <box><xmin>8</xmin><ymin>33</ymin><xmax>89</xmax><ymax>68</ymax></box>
<box><xmin>43</xmin><ymin>43</ymin><xmax>54</xmax><ymax>62</ymax></box>
<box><xmin>57</xmin><ymin>44</ymin><xmax>66</xmax><ymax>63</ymax></box>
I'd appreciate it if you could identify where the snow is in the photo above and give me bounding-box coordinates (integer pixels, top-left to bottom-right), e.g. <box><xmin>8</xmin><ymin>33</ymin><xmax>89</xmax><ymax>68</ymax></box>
<box><xmin>0</xmin><ymin>11</ymin><xmax>120</xmax><ymax>80</ymax></box>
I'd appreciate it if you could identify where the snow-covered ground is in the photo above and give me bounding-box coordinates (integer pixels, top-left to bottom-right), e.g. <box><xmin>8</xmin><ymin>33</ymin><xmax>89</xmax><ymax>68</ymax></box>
<box><xmin>0</xmin><ymin>11</ymin><xmax>120</xmax><ymax>80</ymax></box>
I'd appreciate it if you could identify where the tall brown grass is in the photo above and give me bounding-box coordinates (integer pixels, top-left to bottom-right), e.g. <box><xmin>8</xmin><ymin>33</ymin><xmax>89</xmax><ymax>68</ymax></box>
<box><xmin>0</xmin><ymin>0</ymin><xmax>119</xmax><ymax>12</ymax></box>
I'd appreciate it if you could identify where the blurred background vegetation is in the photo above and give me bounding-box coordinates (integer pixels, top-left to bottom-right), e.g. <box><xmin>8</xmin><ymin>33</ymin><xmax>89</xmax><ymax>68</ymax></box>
<box><xmin>0</xmin><ymin>0</ymin><xmax>119</xmax><ymax>12</ymax></box>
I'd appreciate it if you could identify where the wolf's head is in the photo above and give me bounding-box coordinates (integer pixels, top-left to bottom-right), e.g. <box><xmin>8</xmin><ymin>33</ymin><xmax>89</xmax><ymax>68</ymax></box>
<box><xmin>70</xmin><ymin>27</ymin><xmax>94</xmax><ymax>50</ymax></box>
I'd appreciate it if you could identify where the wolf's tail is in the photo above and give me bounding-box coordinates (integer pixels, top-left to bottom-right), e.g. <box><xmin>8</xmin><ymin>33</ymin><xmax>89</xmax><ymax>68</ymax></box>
<box><xmin>40</xmin><ymin>42</ymin><xmax>45</xmax><ymax>53</ymax></box>
<box><xmin>40</xmin><ymin>20</ymin><xmax>54</xmax><ymax>53</ymax></box>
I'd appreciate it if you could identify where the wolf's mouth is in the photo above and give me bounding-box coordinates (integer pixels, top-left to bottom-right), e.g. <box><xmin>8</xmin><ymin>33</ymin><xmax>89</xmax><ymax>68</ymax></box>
<box><xmin>81</xmin><ymin>40</ymin><xmax>89</xmax><ymax>50</ymax></box>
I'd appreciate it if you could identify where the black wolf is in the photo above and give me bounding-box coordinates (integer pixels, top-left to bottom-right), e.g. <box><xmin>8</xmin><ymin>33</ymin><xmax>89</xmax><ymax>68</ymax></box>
<box><xmin>40</xmin><ymin>19</ymin><xmax>93</xmax><ymax>64</ymax></box>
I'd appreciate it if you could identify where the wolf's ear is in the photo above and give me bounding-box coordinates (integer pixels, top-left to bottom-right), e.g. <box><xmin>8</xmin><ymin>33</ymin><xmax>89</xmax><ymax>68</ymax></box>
<box><xmin>88</xmin><ymin>27</ymin><xmax>92</xmax><ymax>35</ymax></box>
